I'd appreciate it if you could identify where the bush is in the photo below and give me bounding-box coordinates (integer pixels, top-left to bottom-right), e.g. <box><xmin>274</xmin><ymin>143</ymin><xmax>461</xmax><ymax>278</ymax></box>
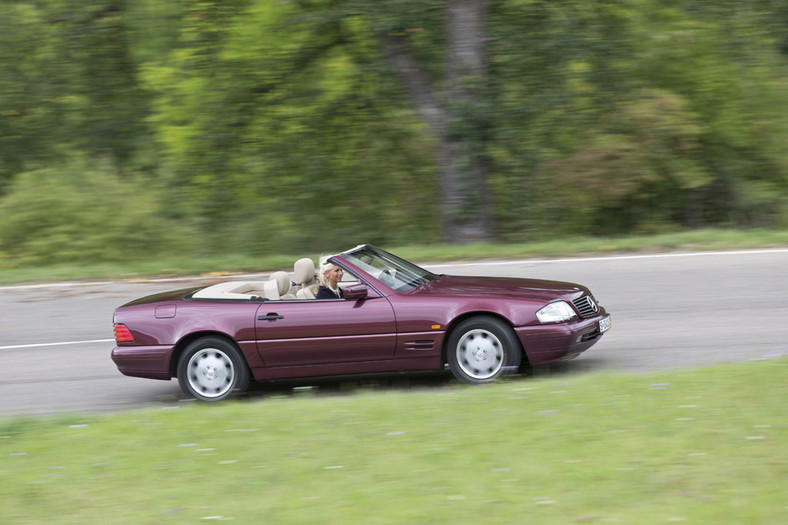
<box><xmin>0</xmin><ymin>157</ymin><xmax>195</xmax><ymax>267</ymax></box>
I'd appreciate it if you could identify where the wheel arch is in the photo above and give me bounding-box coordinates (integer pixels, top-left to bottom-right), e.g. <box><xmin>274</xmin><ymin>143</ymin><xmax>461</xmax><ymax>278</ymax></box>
<box><xmin>441</xmin><ymin>311</ymin><xmax>527</xmax><ymax>366</ymax></box>
<box><xmin>169</xmin><ymin>331</ymin><xmax>244</xmax><ymax>378</ymax></box>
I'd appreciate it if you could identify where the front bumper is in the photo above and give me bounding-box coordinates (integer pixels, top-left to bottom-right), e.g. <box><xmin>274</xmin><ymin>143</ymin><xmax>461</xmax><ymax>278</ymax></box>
<box><xmin>515</xmin><ymin>312</ymin><xmax>610</xmax><ymax>366</ymax></box>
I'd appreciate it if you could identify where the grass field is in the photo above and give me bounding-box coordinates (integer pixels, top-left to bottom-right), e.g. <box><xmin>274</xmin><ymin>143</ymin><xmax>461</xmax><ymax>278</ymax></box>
<box><xmin>2</xmin><ymin>359</ymin><xmax>786</xmax><ymax>524</ymax></box>
<box><xmin>1</xmin><ymin>228</ymin><xmax>787</xmax><ymax>285</ymax></box>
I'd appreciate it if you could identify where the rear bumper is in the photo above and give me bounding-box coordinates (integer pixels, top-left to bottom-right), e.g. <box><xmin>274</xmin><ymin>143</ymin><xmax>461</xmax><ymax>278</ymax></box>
<box><xmin>515</xmin><ymin>313</ymin><xmax>610</xmax><ymax>366</ymax></box>
<box><xmin>111</xmin><ymin>345</ymin><xmax>174</xmax><ymax>380</ymax></box>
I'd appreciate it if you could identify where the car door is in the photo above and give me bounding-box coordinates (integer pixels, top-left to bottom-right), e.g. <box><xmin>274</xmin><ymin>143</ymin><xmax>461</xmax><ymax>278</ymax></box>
<box><xmin>254</xmin><ymin>291</ymin><xmax>397</xmax><ymax>367</ymax></box>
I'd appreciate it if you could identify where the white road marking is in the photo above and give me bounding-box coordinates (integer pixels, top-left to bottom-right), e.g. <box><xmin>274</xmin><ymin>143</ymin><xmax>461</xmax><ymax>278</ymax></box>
<box><xmin>424</xmin><ymin>248</ymin><xmax>788</xmax><ymax>269</ymax></box>
<box><xmin>1</xmin><ymin>248</ymin><xmax>786</xmax><ymax>292</ymax></box>
<box><xmin>1</xmin><ymin>248</ymin><xmax>785</xmax><ymax>352</ymax></box>
<box><xmin>0</xmin><ymin>339</ymin><xmax>115</xmax><ymax>351</ymax></box>
<box><xmin>0</xmin><ymin>273</ymin><xmax>269</xmax><ymax>292</ymax></box>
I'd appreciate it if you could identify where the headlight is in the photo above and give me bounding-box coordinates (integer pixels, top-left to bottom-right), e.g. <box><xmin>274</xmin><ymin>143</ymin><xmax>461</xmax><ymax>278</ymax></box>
<box><xmin>536</xmin><ymin>301</ymin><xmax>577</xmax><ymax>323</ymax></box>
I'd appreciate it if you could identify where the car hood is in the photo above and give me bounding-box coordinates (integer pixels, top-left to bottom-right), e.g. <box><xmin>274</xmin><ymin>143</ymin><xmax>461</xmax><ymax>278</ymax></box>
<box><xmin>410</xmin><ymin>275</ymin><xmax>587</xmax><ymax>301</ymax></box>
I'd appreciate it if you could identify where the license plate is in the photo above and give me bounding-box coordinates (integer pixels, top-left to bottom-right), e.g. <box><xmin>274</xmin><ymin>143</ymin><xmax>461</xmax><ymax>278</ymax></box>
<box><xmin>599</xmin><ymin>315</ymin><xmax>612</xmax><ymax>333</ymax></box>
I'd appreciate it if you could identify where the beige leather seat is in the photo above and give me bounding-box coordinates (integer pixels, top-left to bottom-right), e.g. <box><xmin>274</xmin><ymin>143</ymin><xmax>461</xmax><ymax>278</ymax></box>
<box><xmin>261</xmin><ymin>279</ymin><xmax>280</xmax><ymax>300</ymax></box>
<box><xmin>268</xmin><ymin>271</ymin><xmax>295</xmax><ymax>300</ymax></box>
<box><xmin>293</xmin><ymin>258</ymin><xmax>318</xmax><ymax>299</ymax></box>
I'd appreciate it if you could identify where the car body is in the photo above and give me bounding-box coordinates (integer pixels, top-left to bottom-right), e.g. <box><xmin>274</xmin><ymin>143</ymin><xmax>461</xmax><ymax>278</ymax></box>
<box><xmin>112</xmin><ymin>244</ymin><xmax>611</xmax><ymax>401</ymax></box>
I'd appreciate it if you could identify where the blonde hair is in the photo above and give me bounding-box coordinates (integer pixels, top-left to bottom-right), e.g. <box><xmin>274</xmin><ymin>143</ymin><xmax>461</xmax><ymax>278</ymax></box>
<box><xmin>318</xmin><ymin>257</ymin><xmax>340</xmax><ymax>291</ymax></box>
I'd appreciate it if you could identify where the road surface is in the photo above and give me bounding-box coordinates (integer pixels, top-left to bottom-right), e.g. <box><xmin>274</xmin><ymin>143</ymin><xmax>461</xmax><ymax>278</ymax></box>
<box><xmin>1</xmin><ymin>249</ymin><xmax>786</xmax><ymax>417</ymax></box>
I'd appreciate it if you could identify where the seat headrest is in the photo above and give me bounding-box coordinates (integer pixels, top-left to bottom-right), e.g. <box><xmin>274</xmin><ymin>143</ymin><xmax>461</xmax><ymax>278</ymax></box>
<box><xmin>293</xmin><ymin>258</ymin><xmax>316</xmax><ymax>285</ymax></box>
<box><xmin>269</xmin><ymin>271</ymin><xmax>292</xmax><ymax>295</ymax></box>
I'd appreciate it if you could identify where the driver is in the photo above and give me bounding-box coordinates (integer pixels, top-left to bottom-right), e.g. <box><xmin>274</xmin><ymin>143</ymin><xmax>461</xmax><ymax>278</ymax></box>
<box><xmin>317</xmin><ymin>260</ymin><xmax>344</xmax><ymax>299</ymax></box>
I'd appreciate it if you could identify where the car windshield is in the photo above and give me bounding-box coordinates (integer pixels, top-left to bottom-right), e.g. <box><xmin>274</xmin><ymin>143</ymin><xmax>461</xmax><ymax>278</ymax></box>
<box><xmin>341</xmin><ymin>245</ymin><xmax>437</xmax><ymax>292</ymax></box>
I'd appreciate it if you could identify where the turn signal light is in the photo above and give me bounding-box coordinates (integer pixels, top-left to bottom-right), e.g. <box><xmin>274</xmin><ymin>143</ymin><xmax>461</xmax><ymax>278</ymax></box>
<box><xmin>113</xmin><ymin>323</ymin><xmax>134</xmax><ymax>343</ymax></box>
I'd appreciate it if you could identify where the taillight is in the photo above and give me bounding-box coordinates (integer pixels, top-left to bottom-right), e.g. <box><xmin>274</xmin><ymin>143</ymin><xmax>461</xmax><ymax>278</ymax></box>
<box><xmin>113</xmin><ymin>323</ymin><xmax>134</xmax><ymax>343</ymax></box>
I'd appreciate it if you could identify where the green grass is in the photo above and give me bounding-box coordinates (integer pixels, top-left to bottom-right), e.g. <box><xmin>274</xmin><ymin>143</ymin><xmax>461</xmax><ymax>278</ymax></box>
<box><xmin>1</xmin><ymin>228</ymin><xmax>788</xmax><ymax>285</ymax></box>
<box><xmin>2</xmin><ymin>359</ymin><xmax>787</xmax><ymax>524</ymax></box>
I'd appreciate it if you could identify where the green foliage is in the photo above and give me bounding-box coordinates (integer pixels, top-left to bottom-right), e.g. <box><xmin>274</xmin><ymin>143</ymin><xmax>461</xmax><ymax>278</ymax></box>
<box><xmin>141</xmin><ymin>0</ymin><xmax>439</xmax><ymax>253</ymax></box>
<box><xmin>1</xmin><ymin>0</ymin><xmax>788</xmax><ymax>265</ymax></box>
<box><xmin>0</xmin><ymin>1</ymin><xmax>156</xmax><ymax>186</ymax></box>
<box><xmin>539</xmin><ymin>89</ymin><xmax>712</xmax><ymax>233</ymax></box>
<box><xmin>0</xmin><ymin>157</ymin><xmax>193</xmax><ymax>267</ymax></box>
<box><xmin>488</xmin><ymin>0</ymin><xmax>788</xmax><ymax>238</ymax></box>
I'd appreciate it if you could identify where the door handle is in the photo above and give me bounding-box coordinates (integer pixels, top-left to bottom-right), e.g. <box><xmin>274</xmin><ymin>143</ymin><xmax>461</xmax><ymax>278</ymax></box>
<box><xmin>258</xmin><ymin>314</ymin><xmax>284</xmax><ymax>321</ymax></box>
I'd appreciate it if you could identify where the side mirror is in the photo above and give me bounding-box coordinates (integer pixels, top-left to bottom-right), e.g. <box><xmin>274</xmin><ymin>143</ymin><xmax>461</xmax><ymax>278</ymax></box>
<box><xmin>343</xmin><ymin>284</ymin><xmax>368</xmax><ymax>300</ymax></box>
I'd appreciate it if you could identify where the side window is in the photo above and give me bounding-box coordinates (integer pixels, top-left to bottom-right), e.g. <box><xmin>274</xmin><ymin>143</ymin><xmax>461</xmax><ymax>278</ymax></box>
<box><xmin>339</xmin><ymin>269</ymin><xmax>359</xmax><ymax>289</ymax></box>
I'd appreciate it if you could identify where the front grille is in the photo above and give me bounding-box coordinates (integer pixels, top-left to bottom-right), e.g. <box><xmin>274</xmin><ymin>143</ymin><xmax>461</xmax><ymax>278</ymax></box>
<box><xmin>572</xmin><ymin>294</ymin><xmax>600</xmax><ymax>318</ymax></box>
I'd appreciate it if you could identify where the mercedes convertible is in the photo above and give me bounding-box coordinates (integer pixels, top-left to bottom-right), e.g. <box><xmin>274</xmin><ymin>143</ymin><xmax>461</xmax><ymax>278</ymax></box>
<box><xmin>111</xmin><ymin>244</ymin><xmax>611</xmax><ymax>401</ymax></box>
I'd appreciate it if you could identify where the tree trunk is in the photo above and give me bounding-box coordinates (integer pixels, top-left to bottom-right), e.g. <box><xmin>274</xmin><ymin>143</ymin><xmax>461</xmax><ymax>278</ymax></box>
<box><xmin>384</xmin><ymin>0</ymin><xmax>492</xmax><ymax>244</ymax></box>
<box><xmin>442</xmin><ymin>0</ymin><xmax>491</xmax><ymax>243</ymax></box>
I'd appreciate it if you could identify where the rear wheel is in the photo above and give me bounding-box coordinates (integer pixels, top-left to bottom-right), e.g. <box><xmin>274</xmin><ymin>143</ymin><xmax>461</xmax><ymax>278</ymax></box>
<box><xmin>446</xmin><ymin>316</ymin><xmax>522</xmax><ymax>383</ymax></box>
<box><xmin>177</xmin><ymin>337</ymin><xmax>250</xmax><ymax>401</ymax></box>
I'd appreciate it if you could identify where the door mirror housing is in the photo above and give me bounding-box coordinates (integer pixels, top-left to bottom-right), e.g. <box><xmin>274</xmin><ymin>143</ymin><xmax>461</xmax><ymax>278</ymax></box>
<box><xmin>343</xmin><ymin>284</ymin><xmax>368</xmax><ymax>300</ymax></box>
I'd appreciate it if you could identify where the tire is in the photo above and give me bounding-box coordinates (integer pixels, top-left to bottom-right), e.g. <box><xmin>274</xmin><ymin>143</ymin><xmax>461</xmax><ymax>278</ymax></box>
<box><xmin>446</xmin><ymin>316</ymin><xmax>522</xmax><ymax>384</ymax></box>
<box><xmin>177</xmin><ymin>337</ymin><xmax>250</xmax><ymax>401</ymax></box>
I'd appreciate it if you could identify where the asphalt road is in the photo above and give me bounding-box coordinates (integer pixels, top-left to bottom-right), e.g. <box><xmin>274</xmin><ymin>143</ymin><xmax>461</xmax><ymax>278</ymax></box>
<box><xmin>1</xmin><ymin>249</ymin><xmax>786</xmax><ymax>418</ymax></box>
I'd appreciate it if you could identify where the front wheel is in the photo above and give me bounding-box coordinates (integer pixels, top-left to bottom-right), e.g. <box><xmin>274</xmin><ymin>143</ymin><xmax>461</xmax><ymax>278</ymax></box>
<box><xmin>177</xmin><ymin>337</ymin><xmax>250</xmax><ymax>401</ymax></box>
<box><xmin>446</xmin><ymin>316</ymin><xmax>522</xmax><ymax>383</ymax></box>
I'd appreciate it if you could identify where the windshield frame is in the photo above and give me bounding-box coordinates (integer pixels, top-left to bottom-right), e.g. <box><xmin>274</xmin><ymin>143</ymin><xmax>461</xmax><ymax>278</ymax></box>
<box><xmin>337</xmin><ymin>245</ymin><xmax>437</xmax><ymax>293</ymax></box>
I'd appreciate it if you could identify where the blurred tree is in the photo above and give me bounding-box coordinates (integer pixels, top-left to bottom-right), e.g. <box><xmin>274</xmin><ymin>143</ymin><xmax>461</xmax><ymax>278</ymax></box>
<box><xmin>1</xmin><ymin>0</ymin><xmax>788</xmax><ymax>266</ymax></box>
<box><xmin>543</xmin><ymin>89</ymin><xmax>711</xmax><ymax>232</ymax></box>
<box><xmin>0</xmin><ymin>0</ymin><xmax>162</xmax><ymax>189</ymax></box>
<box><xmin>488</xmin><ymin>0</ymin><xmax>788</xmax><ymax>237</ymax></box>
<box><xmin>383</xmin><ymin>0</ymin><xmax>493</xmax><ymax>242</ymax></box>
<box><xmin>143</xmin><ymin>0</ymin><xmax>493</xmax><ymax>246</ymax></box>
<box><xmin>486</xmin><ymin>0</ymin><xmax>643</xmax><ymax>238</ymax></box>
<box><xmin>141</xmin><ymin>1</ymin><xmax>440</xmax><ymax>251</ymax></box>
<box><xmin>0</xmin><ymin>155</ymin><xmax>190</xmax><ymax>266</ymax></box>
<box><xmin>626</xmin><ymin>1</ymin><xmax>788</xmax><ymax>228</ymax></box>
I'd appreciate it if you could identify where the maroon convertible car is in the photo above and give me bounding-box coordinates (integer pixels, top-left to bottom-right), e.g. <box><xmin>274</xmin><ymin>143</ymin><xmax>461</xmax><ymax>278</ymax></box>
<box><xmin>112</xmin><ymin>245</ymin><xmax>611</xmax><ymax>401</ymax></box>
